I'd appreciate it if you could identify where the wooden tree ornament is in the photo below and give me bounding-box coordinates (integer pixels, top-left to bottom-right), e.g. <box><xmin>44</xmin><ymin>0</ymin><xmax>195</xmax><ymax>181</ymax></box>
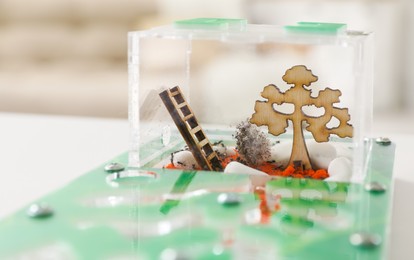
<box><xmin>250</xmin><ymin>65</ymin><xmax>353</xmax><ymax>170</ymax></box>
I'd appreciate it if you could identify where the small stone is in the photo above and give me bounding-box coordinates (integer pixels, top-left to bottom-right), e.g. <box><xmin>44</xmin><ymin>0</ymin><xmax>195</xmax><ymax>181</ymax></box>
<box><xmin>307</xmin><ymin>141</ymin><xmax>337</xmax><ymax>170</ymax></box>
<box><xmin>325</xmin><ymin>157</ymin><xmax>352</xmax><ymax>182</ymax></box>
<box><xmin>334</xmin><ymin>143</ymin><xmax>353</xmax><ymax>161</ymax></box>
<box><xmin>224</xmin><ymin>161</ymin><xmax>268</xmax><ymax>176</ymax></box>
<box><xmin>269</xmin><ymin>142</ymin><xmax>292</xmax><ymax>168</ymax></box>
<box><xmin>224</xmin><ymin>161</ymin><xmax>271</xmax><ymax>186</ymax></box>
<box><xmin>172</xmin><ymin>150</ymin><xmax>198</xmax><ymax>169</ymax></box>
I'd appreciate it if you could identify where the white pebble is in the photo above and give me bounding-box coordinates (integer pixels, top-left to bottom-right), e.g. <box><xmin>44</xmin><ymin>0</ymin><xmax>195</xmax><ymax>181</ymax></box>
<box><xmin>224</xmin><ymin>161</ymin><xmax>271</xmax><ymax>186</ymax></box>
<box><xmin>335</xmin><ymin>143</ymin><xmax>353</xmax><ymax>161</ymax></box>
<box><xmin>224</xmin><ymin>161</ymin><xmax>268</xmax><ymax>176</ymax></box>
<box><xmin>172</xmin><ymin>150</ymin><xmax>198</xmax><ymax>169</ymax></box>
<box><xmin>269</xmin><ymin>142</ymin><xmax>292</xmax><ymax>168</ymax></box>
<box><xmin>325</xmin><ymin>157</ymin><xmax>352</xmax><ymax>182</ymax></box>
<box><xmin>307</xmin><ymin>141</ymin><xmax>337</xmax><ymax>169</ymax></box>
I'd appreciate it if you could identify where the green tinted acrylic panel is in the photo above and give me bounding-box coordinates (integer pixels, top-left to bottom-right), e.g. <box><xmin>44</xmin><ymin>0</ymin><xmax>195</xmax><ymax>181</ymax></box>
<box><xmin>0</xmin><ymin>139</ymin><xmax>394</xmax><ymax>259</ymax></box>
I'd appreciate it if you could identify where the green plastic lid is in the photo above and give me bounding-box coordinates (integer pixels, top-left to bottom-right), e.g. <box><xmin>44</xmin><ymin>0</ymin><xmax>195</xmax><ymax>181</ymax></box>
<box><xmin>174</xmin><ymin>18</ymin><xmax>247</xmax><ymax>30</ymax></box>
<box><xmin>285</xmin><ymin>22</ymin><xmax>347</xmax><ymax>34</ymax></box>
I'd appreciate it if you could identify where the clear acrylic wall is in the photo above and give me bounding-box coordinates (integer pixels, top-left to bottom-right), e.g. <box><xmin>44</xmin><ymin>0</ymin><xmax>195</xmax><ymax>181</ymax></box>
<box><xmin>128</xmin><ymin>19</ymin><xmax>373</xmax><ymax>183</ymax></box>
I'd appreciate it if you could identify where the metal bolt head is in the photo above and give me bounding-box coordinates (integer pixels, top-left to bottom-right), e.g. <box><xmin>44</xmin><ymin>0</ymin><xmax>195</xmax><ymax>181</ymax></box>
<box><xmin>27</xmin><ymin>203</ymin><xmax>53</xmax><ymax>218</ymax></box>
<box><xmin>160</xmin><ymin>248</ymin><xmax>189</xmax><ymax>260</ymax></box>
<box><xmin>217</xmin><ymin>193</ymin><xmax>241</xmax><ymax>206</ymax></box>
<box><xmin>104</xmin><ymin>162</ymin><xmax>125</xmax><ymax>173</ymax></box>
<box><xmin>350</xmin><ymin>232</ymin><xmax>382</xmax><ymax>249</ymax></box>
<box><xmin>375</xmin><ymin>137</ymin><xmax>391</xmax><ymax>146</ymax></box>
<box><xmin>365</xmin><ymin>181</ymin><xmax>386</xmax><ymax>193</ymax></box>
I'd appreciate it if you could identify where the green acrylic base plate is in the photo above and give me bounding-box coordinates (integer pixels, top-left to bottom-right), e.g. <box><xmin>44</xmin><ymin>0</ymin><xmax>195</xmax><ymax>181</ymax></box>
<box><xmin>0</xmin><ymin>138</ymin><xmax>394</xmax><ymax>260</ymax></box>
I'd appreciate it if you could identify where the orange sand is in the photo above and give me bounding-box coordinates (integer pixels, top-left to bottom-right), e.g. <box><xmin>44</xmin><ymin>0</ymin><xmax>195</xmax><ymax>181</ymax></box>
<box><xmin>164</xmin><ymin>151</ymin><xmax>329</xmax><ymax>180</ymax></box>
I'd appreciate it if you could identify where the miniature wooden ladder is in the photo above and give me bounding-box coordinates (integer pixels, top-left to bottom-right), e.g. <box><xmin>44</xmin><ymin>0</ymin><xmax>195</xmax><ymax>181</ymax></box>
<box><xmin>159</xmin><ymin>86</ymin><xmax>223</xmax><ymax>171</ymax></box>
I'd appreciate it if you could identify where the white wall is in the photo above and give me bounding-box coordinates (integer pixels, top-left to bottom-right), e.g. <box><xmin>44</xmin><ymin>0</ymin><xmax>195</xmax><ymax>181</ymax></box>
<box><xmin>246</xmin><ymin>0</ymin><xmax>405</xmax><ymax>114</ymax></box>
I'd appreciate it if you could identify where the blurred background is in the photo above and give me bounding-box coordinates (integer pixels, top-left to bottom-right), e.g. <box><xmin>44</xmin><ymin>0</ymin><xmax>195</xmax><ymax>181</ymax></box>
<box><xmin>0</xmin><ymin>0</ymin><xmax>413</xmax><ymax>131</ymax></box>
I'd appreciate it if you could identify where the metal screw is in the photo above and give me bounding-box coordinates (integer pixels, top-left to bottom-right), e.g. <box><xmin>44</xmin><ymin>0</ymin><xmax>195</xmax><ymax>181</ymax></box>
<box><xmin>365</xmin><ymin>181</ymin><xmax>386</xmax><ymax>193</ymax></box>
<box><xmin>217</xmin><ymin>193</ymin><xmax>241</xmax><ymax>206</ymax></box>
<box><xmin>160</xmin><ymin>248</ymin><xmax>189</xmax><ymax>260</ymax></box>
<box><xmin>349</xmin><ymin>232</ymin><xmax>381</xmax><ymax>248</ymax></box>
<box><xmin>375</xmin><ymin>137</ymin><xmax>391</xmax><ymax>146</ymax></box>
<box><xmin>27</xmin><ymin>203</ymin><xmax>53</xmax><ymax>218</ymax></box>
<box><xmin>104</xmin><ymin>162</ymin><xmax>125</xmax><ymax>173</ymax></box>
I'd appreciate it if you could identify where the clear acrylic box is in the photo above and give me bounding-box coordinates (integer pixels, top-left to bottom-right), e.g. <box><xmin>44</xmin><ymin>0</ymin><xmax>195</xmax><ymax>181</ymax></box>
<box><xmin>128</xmin><ymin>19</ymin><xmax>374</xmax><ymax>182</ymax></box>
<box><xmin>124</xmin><ymin>19</ymin><xmax>395</xmax><ymax>259</ymax></box>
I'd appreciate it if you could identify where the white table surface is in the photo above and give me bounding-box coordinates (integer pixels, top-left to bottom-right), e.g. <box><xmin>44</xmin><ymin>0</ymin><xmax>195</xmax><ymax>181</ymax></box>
<box><xmin>0</xmin><ymin>113</ymin><xmax>129</xmax><ymax>218</ymax></box>
<box><xmin>0</xmin><ymin>112</ymin><xmax>413</xmax><ymax>259</ymax></box>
